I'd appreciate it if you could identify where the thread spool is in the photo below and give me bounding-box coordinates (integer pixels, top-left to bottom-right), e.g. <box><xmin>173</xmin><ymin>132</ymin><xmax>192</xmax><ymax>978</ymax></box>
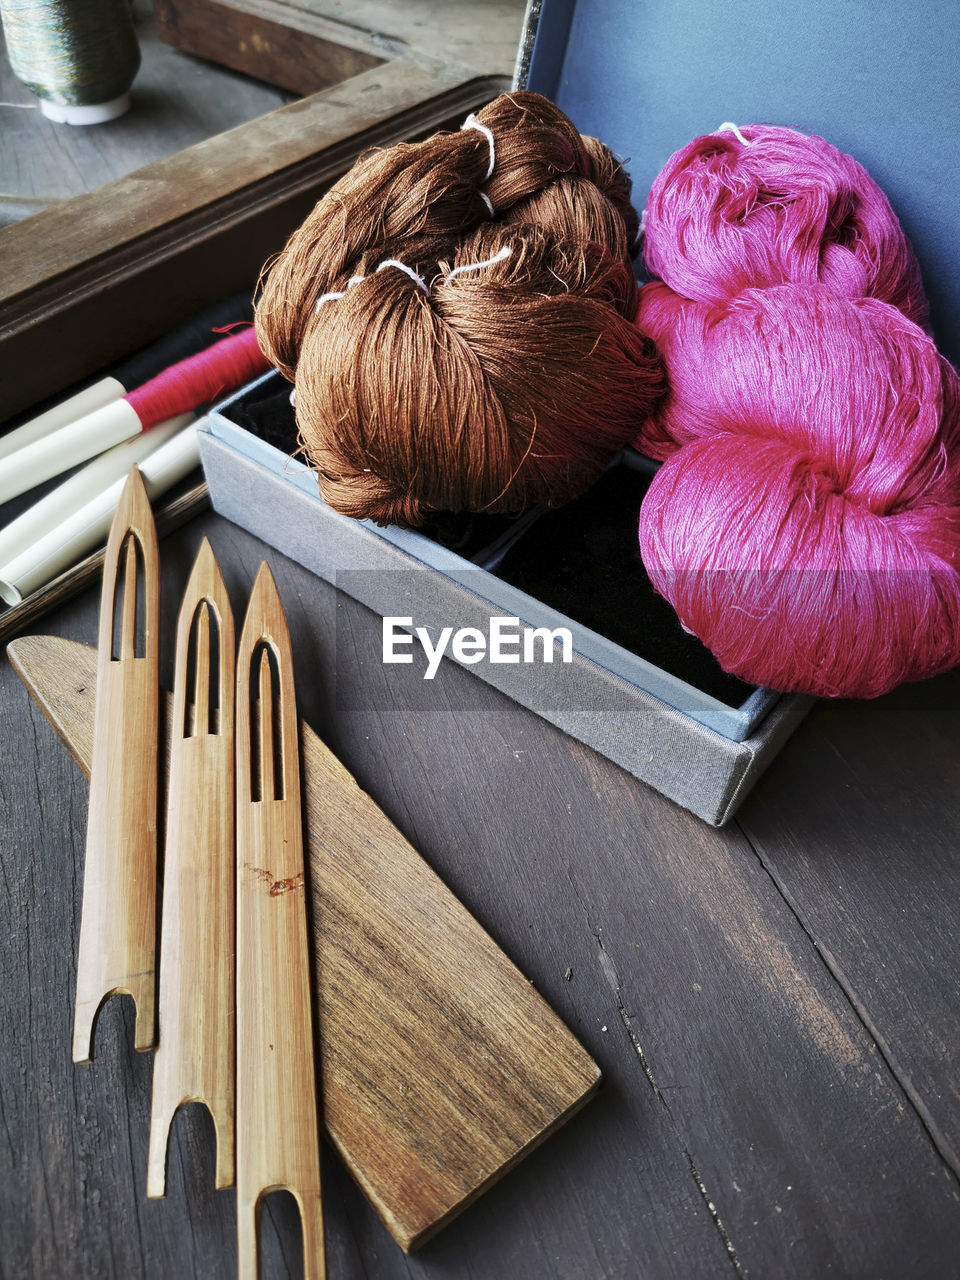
<box><xmin>1</xmin><ymin>0</ymin><xmax>140</xmax><ymax>124</ymax></box>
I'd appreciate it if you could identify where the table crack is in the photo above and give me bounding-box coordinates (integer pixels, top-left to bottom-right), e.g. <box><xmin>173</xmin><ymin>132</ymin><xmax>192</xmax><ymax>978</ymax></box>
<box><xmin>567</xmin><ymin>868</ymin><xmax>745</xmax><ymax>1277</ymax></box>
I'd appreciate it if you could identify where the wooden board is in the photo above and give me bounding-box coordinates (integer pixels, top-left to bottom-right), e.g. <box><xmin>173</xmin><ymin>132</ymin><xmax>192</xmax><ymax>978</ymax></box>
<box><xmin>154</xmin><ymin>0</ymin><xmax>385</xmax><ymax>95</ymax></box>
<box><xmin>736</xmin><ymin>681</ymin><xmax>960</xmax><ymax>1174</ymax></box>
<box><xmin>152</xmin><ymin>0</ymin><xmax>523</xmax><ymax>95</ymax></box>
<box><xmin>7</xmin><ymin>633</ymin><xmax>601</xmax><ymax>1252</ymax></box>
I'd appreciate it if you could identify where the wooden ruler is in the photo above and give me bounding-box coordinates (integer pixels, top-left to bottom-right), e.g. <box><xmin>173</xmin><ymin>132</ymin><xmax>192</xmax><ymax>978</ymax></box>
<box><xmin>8</xmin><ymin>632</ymin><xmax>600</xmax><ymax>1251</ymax></box>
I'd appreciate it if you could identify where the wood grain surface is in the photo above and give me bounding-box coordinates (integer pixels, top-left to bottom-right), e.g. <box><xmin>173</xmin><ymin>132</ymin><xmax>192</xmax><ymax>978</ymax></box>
<box><xmin>147</xmin><ymin>538</ymin><xmax>236</xmax><ymax>1198</ymax></box>
<box><xmin>73</xmin><ymin>469</ymin><xmax>160</xmax><ymax>1063</ymax></box>
<box><xmin>8</xmin><ymin>609</ymin><xmax>603</xmax><ymax>1253</ymax></box>
<box><xmin>154</xmin><ymin>0</ymin><xmax>385</xmax><ymax>95</ymax></box>
<box><xmin>235</xmin><ymin>564</ymin><xmax>324</xmax><ymax>1278</ymax></box>
<box><xmin>3</xmin><ymin>513</ymin><xmax>960</xmax><ymax>1279</ymax></box>
<box><xmin>0</xmin><ymin>1</ymin><xmax>293</xmax><ymax>221</ymax></box>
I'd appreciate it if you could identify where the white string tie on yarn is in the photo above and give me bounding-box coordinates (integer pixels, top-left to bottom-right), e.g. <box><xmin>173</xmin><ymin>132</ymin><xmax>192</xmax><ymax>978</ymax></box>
<box><xmin>634</xmin><ymin>207</ymin><xmax>647</xmax><ymax>247</ymax></box>
<box><xmin>315</xmin><ymin>261</ymin><xmax>428</xmax><ymax>311</ymax></box>
<box><xmin>377</xmin><ymin>259</ymin><xmax>429</xmax><ymax>292</ymax></box>
<box><xmin>461</xmin><ymin>112</ymin><xmax>496</xmax><ymax>179</ymax></box>
<box><xmin>461</xmin><ymin>111</ymin><xmax>497</xmax><ymax>216</ymax></box>
<box><xmin>444</xmin><ymin>244</ymin><xmax>512</xmax><ymax>283</ymax></box>
<box><xmin>715</xmin><ymin>121</ymin><xmax>752</xmax><ymax>146</ymax></box>
<box><xmin>315</xmin><ymin>274</ymin><xmax>366</xmax><ymax>311</ymax></box>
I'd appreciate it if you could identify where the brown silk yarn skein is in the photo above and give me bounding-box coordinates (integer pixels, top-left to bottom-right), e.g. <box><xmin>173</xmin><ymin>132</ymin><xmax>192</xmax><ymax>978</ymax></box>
<box><xmin>255</xmin><ymin>91</ymin><xmax>664</xmax><ymax>526</ymax></box>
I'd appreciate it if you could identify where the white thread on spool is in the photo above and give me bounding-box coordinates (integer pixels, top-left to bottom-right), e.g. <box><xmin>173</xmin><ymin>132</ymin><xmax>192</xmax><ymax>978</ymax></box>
<box><xmin>444</xmin><ymin>245</ymin><xmax>513</xmax><ymax>283</ymax></box>
<box><xmin>0</xmin><ymin>414</ymin><xmax>190</xmax><ymax>584</ymax></box>
<box><xmin>377</xmin><ymin>259</ymin><xmax>429</xmax><ymax>292</ymax></box>
<box><xmin>715</xmin><ymin>121</ymin><xmax>752</xmax><ymax>146</ymax></box>
<box><xmin>461</xmin><ymin>113</ymin><xmax>496</xmax><ymax>179</ymax></box>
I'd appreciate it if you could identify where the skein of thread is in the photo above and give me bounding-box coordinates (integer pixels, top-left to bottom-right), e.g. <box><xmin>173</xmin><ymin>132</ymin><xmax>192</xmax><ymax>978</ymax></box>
<box><xmin>0</xmin><ymin>291</ymin><xmax>254</xmax><ymax>462</ymax></box>
<box><xmin>642</xmin><ymin>124</ymin><xmax>928</xmax><ymax>327</ymax></box>
<box><xmin>1</xmin><ymin>0</ymin><xmax>140</xmax><ymax>124</ymax></box>
<box><xmin>256</xmin><ymin>91</ymin><xmax>664</xmax><ymax>526</ymax></box>
<box><xmin>636</xmin><ymin>285</ymin><xmax>960</xmax><ymax>698</ymax></box>
<box><xmin>0</xmin><ymin>327</ymin><xmax>267</xmax><ymax>504</ymax></box>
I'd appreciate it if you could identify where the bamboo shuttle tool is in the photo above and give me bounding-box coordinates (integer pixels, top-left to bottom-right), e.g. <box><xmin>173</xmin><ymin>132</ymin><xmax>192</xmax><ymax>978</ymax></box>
<box><xmin>147</xmin><ymin>538</ymin><xmax>236</xmax><ymax>1197</ymax></box>
<box><xmin>236</xmin><ymin>564</ymin><xmax>324</xmax><ymax>1279</ymax></box>
<box><xmin>74</xmin><ymin>466</ymin><xmax>160</xmax><ymax>1062</ymax></box>
<box><xmin>11</xmin><ymin>634</ymin><xmax>600</xmax><ymax>1252</ymax></box>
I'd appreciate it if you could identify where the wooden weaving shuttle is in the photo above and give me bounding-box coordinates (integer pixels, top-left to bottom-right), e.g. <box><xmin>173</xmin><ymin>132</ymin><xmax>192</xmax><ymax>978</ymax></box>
<box><xmin>235</xmin><ymin>563</ymin><xmax>324</xmax><ymax>1279</ymax></box>
<box><xmin>8</xmin><ymin>633</ymin><xmax>600</xmax><ymax>1253</ymax></box>
<box><xmin>73</xmin><ymin>465</ymin><xmax>159</xmax><ymax>1062</ymax></box>
<box><xmin>147</xmin><ymin>538</ymin><xmax>236</xmax><ymax>1198</ymax></box>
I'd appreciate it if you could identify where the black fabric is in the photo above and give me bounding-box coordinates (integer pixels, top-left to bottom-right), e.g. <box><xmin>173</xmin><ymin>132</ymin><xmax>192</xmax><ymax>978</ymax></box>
<box><xmin>492</xmin><ymin>465</ymin><xmax>756</xmax><ymax>708</ymax></box>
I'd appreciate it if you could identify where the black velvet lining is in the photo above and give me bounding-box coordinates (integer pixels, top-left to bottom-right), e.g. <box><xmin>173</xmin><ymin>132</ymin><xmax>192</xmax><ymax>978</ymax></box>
<box><xmin>225</xmin><ymin>383</ymin><xmax>756</xmax><ymax>708</ymax></box>
<box><xmin>492</xmin><ymin>463</ymin><xmax>756</xmax><ymax>708</ymax></box>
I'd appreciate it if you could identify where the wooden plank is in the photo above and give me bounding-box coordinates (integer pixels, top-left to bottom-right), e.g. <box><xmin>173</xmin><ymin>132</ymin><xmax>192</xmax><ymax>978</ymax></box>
<box><xmin>312</xmin><ymin>590</ymin><xmax>960</xmax><ymax>1279</ymax></box>
<box><xmin>327</xmin><ymin>593</ymin><xmax>960</xmax><ymax>1274</ymax></box>
<box><xmin>8</xmin><ymin>630</ymin><xmax>602</xmax><ymax>1252</ymax></box>
<box><xmin>0</xmin><ymin>13</ymin><xmax>291</xmax><ymax>216</ymax></box>
<box><xmin>736</xmin><ymin>678</ymin><xmax>960</xmax><ymax>1174</ymax></box>
<box><xmin>0</xmin><ymin>59</ymin><xmax>507</xmax><ymax>421</ymax></box>
<box><xmin>154</xmin><ymin>0</ymin><xmax>385</xmax><ymax>95</ymax></box>
<box><xmin>258</xmin><ymin>0</ymin><xmax>526</xmax><ymax>82</ymax></box>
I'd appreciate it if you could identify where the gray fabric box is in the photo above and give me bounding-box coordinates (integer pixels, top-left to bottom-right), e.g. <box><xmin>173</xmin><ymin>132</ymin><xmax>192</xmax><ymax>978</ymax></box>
<box><xmin>198</xmin><ymin>395</ymin><xmax>812</xmax><ymax>826</ymax></box>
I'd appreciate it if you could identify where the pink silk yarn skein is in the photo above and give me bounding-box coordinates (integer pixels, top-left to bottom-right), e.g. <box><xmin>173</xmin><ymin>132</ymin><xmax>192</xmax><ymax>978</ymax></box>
<box><xmin>636</xmin><ymin>285</ymin><xmax>960</xmax><ymax>698</ymax></box>
<box><xmin>642</xmin><ymin>124</ymin><xmax>929</xmax><ymax>328</ymax></box>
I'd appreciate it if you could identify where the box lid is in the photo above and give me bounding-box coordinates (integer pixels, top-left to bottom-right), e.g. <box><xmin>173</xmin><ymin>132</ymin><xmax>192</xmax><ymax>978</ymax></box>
<box><xmin>520</xmin><ymin>0</ymin><xmax>960</xmax><ymax>363</ymax></box>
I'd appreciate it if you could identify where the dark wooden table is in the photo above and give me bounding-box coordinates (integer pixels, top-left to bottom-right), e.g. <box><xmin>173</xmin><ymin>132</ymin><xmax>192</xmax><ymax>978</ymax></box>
<box><xmin>2</xmin><ymin>5</ymin><xmax>959</xmax><ymax>1276</ymax></box>
<box><xmin>2</xmin><ymin>503</ymin><xmax>960</xmax><ymax>1279</ymax></box>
